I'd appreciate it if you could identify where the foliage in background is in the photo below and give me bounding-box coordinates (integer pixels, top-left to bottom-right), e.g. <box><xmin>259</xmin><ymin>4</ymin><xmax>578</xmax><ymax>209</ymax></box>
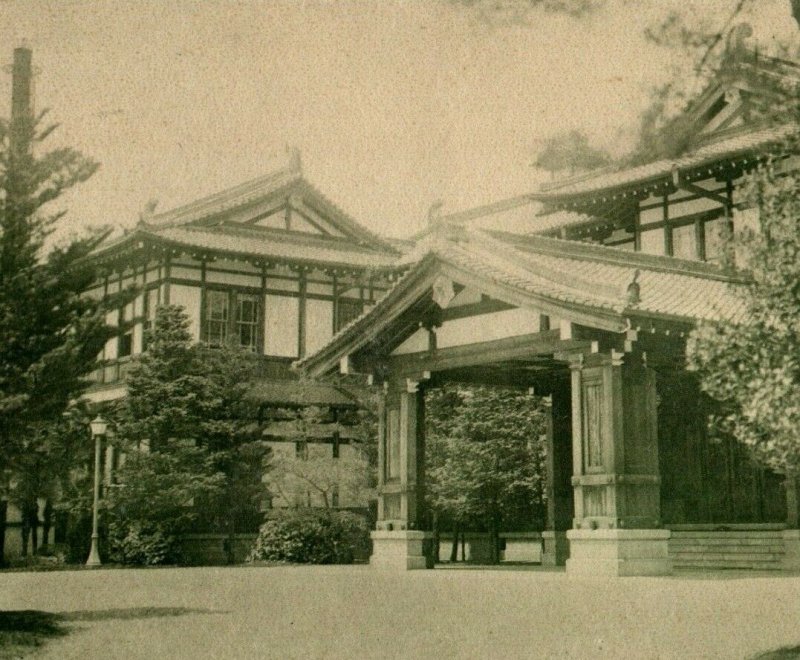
<box><xmin>265</xmin><ymin>405</ymin><xmax>374</xmax><ymax>510</ymax></box>
<box><xmin>425</xmin><ymin>385</ymin><xmax>548</xmax><ymax>563</ymax></box>
<box><xmin>247</xmin><ymin>509</ymin><xmax>370</xmax><ymax>564</ymax></box>
<box><xmin>534</xmin><ymin>130</ymin><xmax>611</xmax><ymax>178</ymax></box>
<box><xmin>687</xmin><ymin>126</ymin><xmax>800</xmax><ymax>476</ymax></box>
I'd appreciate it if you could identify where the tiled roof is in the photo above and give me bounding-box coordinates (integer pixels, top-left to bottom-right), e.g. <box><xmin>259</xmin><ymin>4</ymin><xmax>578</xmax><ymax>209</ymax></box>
<box><xmin>438</xmin><ymin>198</ymin><xmax>598</xmax><ymax>235</ymax></box>
<box><xmin>534</xmin><ymin>124</ymin><xmax>794</xmax><ymax>200</ymax></box>
<box><xmin>147</xmin><ymin>166</ymin><xmax>302</xmax><ymax>227</ymax></box>
<box><xmin>142</xmin><ymin>225</ymin><xmax>399</xmax><ymax>269</ymax></box>
<box><xmin>245</xmin><ymin>379</ymin><xmax>359</xmax><ymax>407</ymax></box>
<box><xmin>295</xmin><ymin>224</ymin><xmax>749</xmax><ymax>373</ymax></box>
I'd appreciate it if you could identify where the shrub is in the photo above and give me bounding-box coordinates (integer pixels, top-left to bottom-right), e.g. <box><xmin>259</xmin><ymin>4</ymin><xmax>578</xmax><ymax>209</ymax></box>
<box><xmin>107</xmin><ymin>521</ymin><xmax>176</xmax><ymax>566</ymax></box>
<box><xmin>248</xmin><ymin>509</ymin><xmax>370</xmax><ymax>564</ymax></box>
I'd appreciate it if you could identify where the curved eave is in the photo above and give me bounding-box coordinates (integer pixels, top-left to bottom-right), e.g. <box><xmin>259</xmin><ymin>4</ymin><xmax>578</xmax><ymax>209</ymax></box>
<box><xmin>86</xmin><ymin>230</ymin><xmax>402</xmax><ymax>274</ymax></box>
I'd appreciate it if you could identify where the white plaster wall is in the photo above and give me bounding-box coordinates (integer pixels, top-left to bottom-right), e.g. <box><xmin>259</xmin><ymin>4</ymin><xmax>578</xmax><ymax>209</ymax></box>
<box><xmin>305</xmin><ymin>299</ymin><xmax>333</xmax><ymax>355</ymax></box>
<box><xmin>436</xmin><ymin>307</ymin><xmax>542</xmax><ymax>349</ymax></box>
<box><xmin>170</xmin><ymin>284</ymin><xmax>201</xmax><ymax>340</ymax></box>
<box><xmin>133</xmin><ymin>322</ymin><xmax>144</xmax><ymax>355</ymax></box>
<box><xmin>264</xmin><ymin>294</ymin><xmax>299</xmax><ymax>357</ymax></box>
<box><xmin>392</xmin><ymin>328</ymin><xmax>429</xmax><ymax>355</ymax></box>
<box><xmin>206</xmin><ymin>271</ymin><xmax>261</xmax><ymax>288</ymax></box>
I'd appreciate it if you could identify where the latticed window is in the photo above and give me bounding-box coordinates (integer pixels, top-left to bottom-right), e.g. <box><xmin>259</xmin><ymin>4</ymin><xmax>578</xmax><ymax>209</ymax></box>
<box><xmin>236</xmin><ymin>294</ymin><xmax>259</xmax><ymax>351</ymax></box>
<box><xmin>203</xmin><ymin>289</ymin><xmax>261</xmax><ymax>350</ymax></box>
<box><xmin>205</xmin><ymin>289</ymin><xmax>230</xmax><ymax>346</ymax></box>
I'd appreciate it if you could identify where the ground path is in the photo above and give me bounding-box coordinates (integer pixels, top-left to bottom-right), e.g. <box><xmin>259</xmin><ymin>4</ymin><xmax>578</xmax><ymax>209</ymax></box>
<box><xmin>1</xmin><ymin>565</ymin><xmax>799</xmax><ymax>659</ymax></box>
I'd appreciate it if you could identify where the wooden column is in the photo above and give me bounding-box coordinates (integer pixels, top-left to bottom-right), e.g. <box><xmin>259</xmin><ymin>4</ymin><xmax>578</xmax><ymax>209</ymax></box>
<box><xmin>566</xmin><ymin>350</ymin><xmax>670</xmax><ymax>576</ymax></box>
<box><xmin>371</xmin><ymin>378</ymin><xmax>431</xmax><ymax>569</ymax></box>
<box><xmin>542</xmin><ymin>379</ymin><xmax>573</xmax><ymax>565</ymax></box>
<box><xmin>376</xmin><ymin>378</ymin><xmax>425</xmax><ymax>530</ymax></box>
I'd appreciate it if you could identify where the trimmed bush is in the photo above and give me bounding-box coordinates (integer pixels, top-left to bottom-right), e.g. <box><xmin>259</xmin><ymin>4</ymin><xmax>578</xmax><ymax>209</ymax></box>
<box><xmin>248</xmin><ymin>509</ymin><xmax>370</xmax><ymax>564</ymax></box>
<box><xmin>107</xmin><ymin>521</ymin><xmax>177</xmax><ymax>566</ymax></box>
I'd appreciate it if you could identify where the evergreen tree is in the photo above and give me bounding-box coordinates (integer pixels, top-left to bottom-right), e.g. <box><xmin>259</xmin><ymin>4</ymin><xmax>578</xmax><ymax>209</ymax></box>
<box><xmin>534</xmin><ymin>130</ymin><xmax>611</xmax><ymax>178</ymax></box>
<box><xmin>425</xmin><ymin>385</ymin><xmax>548</xmax><ymax>564</ymax></box>
<box><xmin>103</xmin><ymin>305</ymin><xmax>269</xmax><ymax>563</ymax></box>
<box><xmin>0</xmin><ymin>54</ymin><xmax>120</xmax><ymax>563</ymax></box>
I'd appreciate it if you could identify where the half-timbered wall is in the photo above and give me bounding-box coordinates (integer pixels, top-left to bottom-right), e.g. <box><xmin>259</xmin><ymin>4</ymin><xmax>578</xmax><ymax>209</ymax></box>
<box><xmin>90</xmin><ymin>251</ymin><xmax>388</xmax><ymax>386</ymax></box>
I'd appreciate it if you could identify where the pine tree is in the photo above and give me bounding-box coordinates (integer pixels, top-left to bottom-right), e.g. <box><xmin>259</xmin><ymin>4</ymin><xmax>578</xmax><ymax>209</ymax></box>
<box><xmin>0</xmin><ymin>49</ymin><xmax>120</xmax><ymax>563</ymax></box>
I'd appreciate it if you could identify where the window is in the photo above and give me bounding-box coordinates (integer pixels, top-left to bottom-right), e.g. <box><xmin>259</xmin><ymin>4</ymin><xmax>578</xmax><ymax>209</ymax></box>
<box><xmin>118</xmin><ymin>301</ymin><xmax>134</xmax><ymax>357</ymax></box>
<box><xmin>119</xmin><ymin>333</ymin><xmax>133</xmax><ymax>358</ymax></box>
<box><xmin>295</xmin><ymin>440</ymin><xmax>308</xmax><ymax>459</ymax></box>
<box><xmin>703</xmin><ymin>217</ymin><xmax>728</xmax><ymax>263</ymax></box>
<box><xmin>203</xmin><ymin>289</ymin><xmax>261</xmax><ymax>350</ymax></box>
<box><xmin>205</xmin><ymin>290</ymin><xmax>230</xmax><ymax>345</ymax></box>
<box><xmin>236</xmin><ymin>294</ymin><xmax>259</xmax><ymax>351</ymax></box>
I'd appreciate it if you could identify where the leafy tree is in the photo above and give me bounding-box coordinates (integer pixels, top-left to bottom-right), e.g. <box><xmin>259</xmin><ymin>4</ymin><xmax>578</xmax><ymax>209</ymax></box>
<box><xmin>534</xmin><ymin>130</ymin><xmax>611</xmax><ymax>178</ymax></box>
<box><xmin>0</xmin><ymin>55</ymin><xmax>121</xmax><ymax>564</ymax></box>
<box><xmin>265</xmin><ymin>405</ymin><xmax>374</xmax><ymax>510</ymax></box>
<box><xmin>425</xmin><ymin>385</ymin><xmax>548</xmax><ymax>563</ymax></box>
<box><xmin>687</xmin><ymin>126</ymin><xmax>800</xmax><ymax>477</ymax></box>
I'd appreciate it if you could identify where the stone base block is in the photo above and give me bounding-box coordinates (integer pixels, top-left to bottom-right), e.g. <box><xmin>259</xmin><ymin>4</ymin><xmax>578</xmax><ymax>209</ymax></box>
<box><xmin>782</xmin><ymin>529</ymin><xmax>800</xmax><ymax>571</ymax></box>
<box><xmin>370</xmin><ymin>530</ymin><xmax>432</xmax><ymax>570</ymax></box>
<box><xmin>541</xmin><ymin>531</ymin><xmax>569</xmax><ymax>566</ymax></box>
<box><xmin>566</xmin><ymin>529</ymin><xmax>672</xmax><ymax>577</ymax></box>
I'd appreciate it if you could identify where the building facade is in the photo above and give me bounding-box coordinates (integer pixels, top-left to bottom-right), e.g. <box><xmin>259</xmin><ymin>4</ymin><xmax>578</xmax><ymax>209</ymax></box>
<box><xmin>81</xmin><ymin>156</ymin><xmax>399</xmax><ymax>514</ymax></box>
<box><xmin>296</xmin><ymin>49</ymin><xmax>800</xmax><ymax>575</ymax></box>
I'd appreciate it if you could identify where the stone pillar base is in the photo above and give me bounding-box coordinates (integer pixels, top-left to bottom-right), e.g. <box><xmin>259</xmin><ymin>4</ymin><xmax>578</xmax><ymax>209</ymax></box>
<box><xmin>566</xmin><ymin>529</ymin><xmax>672</xmax><ymax>577</ymax></box>
<box><xmin>370</xmin><ymin>530</ymin><xmax>432</xmax><ymax>570</ymax></box>
<box><xmin>782</xmin><ymin>530</ymin><xmax>800</xmax><ymax>571</ymax></box>
<box><xmin>541</xmin><ymin>531</ymin><xmax>569</xmax><ymax>566</ymax></box>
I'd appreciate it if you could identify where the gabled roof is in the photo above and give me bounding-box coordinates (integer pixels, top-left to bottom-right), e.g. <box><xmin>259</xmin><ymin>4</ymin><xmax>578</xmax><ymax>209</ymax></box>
<box><xmin>295</xmin><ymin>224</ymin><xmax>748</xmax><ymax>377</ymax></box>
<box><xmin>532</xmin><ymin>123</ymin><xmax>793</xmax><ymax>203</ymax></box>
<box><xmin>91</xmin><ymin>159</ymin><xmax>401</xmax><ymax>267</ymax></box>
<box><xmin>533</xmin><ymin>50</ymin><xmax>799</xmax><ymax>208</ymax></box>
<box><xmin>91</xmin><ymin>222</ymin><xmax>400</xmax><ymax>270</ymax></box>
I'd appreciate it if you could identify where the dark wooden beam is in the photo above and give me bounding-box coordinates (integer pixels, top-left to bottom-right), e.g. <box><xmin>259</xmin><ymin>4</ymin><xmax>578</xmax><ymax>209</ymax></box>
<box><xmin>386</xmin><ymin>329</ymin><xmax>593</xmax><ymax>376</ymax></box>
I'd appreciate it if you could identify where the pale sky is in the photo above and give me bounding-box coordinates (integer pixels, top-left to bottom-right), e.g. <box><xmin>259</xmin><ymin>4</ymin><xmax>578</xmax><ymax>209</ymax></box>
<box><xmin>1</xmin><ymin>0</ymin><xmax>796</xmax><ymax>241</ymax></box>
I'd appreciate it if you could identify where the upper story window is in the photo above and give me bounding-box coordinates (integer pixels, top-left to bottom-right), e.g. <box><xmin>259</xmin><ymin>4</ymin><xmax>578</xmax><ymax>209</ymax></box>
<box><xmin>203</xmin><ymin>289</ymin><xmax>260</xmax><ymax>351</ymax></box>
<box><xmin>236</xmin><ymin>294</ymin><xmax>259</xmax><ymax>351</ymax></box>
<box><xmin>205</xmin><ymin>289</ymin><xmax>230</xmax><ymax>345</ymax></box>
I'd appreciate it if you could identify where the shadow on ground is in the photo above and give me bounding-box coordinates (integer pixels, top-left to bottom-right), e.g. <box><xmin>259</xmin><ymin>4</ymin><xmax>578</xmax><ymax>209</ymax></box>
<box><xmin>750</xmin><ymin>645</ymin><xmax>800</xmax><ymax>659</ymax></box>
<box><xmin>0</xmin><ymin>607</ymin><xmax>224</xmax><ymax>658</ymax></box>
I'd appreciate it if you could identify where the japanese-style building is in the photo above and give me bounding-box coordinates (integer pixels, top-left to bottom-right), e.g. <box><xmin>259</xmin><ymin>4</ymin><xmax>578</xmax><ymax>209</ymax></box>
<box><xmin>295</xmin><ymin>48</ymin><xmax>800</xmax><ymax>575</ymax></box>
<box><xmin>83</xmin><ymin>153</ymin><xmax>400</xmax><ymax>510</ymax></box>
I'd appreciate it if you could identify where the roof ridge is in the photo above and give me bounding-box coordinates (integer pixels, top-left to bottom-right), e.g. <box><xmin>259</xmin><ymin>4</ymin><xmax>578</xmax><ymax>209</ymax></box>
<box><xmin>484</xmin><ymin>229</ymin><xmax>745</xmax><ymax>283</ymax></box>
<box><xmin>465</xmin><ymin>229</ymin><xmax>624</xmax><ymax>304</ymax></box>
<box><xmin>164</xmin><ymin>222</ymin><xmax>395</xmax><ymax>255</ymax></box>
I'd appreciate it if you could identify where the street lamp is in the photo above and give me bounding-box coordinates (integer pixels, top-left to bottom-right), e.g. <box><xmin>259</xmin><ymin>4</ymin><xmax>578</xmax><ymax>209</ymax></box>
<box><xmin>86</xmin><ymin>415</ymin><xmax>108</xmax><ymax>567</ymax></box>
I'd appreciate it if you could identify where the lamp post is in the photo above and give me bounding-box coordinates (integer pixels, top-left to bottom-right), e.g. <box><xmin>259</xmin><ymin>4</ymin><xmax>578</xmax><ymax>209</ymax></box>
<box><xmin>86</xmin><ymin>415</ymin><xmax>107</xmax><ymax>567</ymax></box>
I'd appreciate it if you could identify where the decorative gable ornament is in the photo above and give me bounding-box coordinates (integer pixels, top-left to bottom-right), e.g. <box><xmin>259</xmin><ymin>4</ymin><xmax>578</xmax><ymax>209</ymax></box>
<box><xmin>432</xmin><ymin>275</ymin><xmax>455</xmax><ymax>309</ymax></box>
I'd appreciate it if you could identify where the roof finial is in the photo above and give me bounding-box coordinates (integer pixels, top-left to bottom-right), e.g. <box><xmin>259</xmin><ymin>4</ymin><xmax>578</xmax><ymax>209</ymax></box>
<box><xmin>138</xmin><ymin>198</ymin><xmax>159</xmax><ymax>224</ymax></box>
<box><xmin>725</xmin><ymin>23</ymin><xmax>754</xmax><ymax>59</ymax></box>
<box><xmin>626</xmin><ymin>269</ymin><xmax>641</xmax><ymax>305</ymax></box>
